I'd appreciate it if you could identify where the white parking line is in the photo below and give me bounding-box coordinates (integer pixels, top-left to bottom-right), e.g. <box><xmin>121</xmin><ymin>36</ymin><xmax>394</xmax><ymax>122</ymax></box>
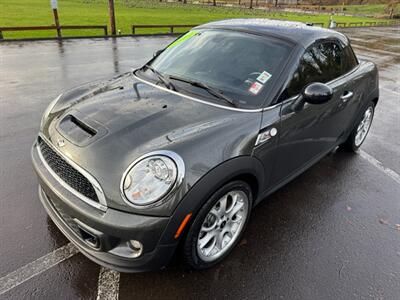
<box><xmin>0</xmin><ymin>243</ymin><xmax>78</xmax><ymax>295</ymax></box>
<box><xmin>96</xmin><ymin>267</ymin><xmax>120</xmax><ymax>300</ymax></box>
<box><xmin>360</xmin><ymin>150</ymin><xmax>400</xmax><ymax>185</ymax></box>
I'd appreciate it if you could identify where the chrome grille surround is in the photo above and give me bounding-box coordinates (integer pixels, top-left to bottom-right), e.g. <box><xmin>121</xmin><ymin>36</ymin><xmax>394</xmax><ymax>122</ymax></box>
<box><xmin>37</xmin><ymin>134</ymin><xmax>107</xmax><ymax>211</ymax></box>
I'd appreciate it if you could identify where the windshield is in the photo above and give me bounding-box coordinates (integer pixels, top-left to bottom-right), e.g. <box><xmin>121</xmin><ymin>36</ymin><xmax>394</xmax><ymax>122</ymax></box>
<box><xmin>138</xmin><ymin>29</ymin><xmax>293</xmax><ymax>109</ymax></box>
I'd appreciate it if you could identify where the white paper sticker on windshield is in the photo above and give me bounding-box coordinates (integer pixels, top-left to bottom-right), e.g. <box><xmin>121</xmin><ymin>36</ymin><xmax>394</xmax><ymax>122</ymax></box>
<box><xmin>256</xmin><ymin>71</ymin><xmax>272</xmax><ymax>84</ymax></box>
<box><xmin>249</xmin><ymin>82</ymin><xmax>263</xmax><ymax>95</ymax></box>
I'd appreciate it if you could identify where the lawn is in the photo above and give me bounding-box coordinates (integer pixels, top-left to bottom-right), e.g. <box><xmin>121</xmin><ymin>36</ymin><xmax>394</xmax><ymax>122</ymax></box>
<box><xmin>0</xmin><ymin>0</ymin><xmax>385</xmax><ymax>39</ymax></box>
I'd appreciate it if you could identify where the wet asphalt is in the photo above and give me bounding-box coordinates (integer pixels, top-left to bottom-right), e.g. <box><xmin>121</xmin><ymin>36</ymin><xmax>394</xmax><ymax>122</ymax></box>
<box><xmin>0</xmin><ymin>27</ymin><xmax>399</xmax><ymax>299</ymax></box>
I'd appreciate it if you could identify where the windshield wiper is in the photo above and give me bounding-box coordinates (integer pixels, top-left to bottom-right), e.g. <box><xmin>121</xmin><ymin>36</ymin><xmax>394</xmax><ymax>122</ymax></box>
<box><xmin>169</xmin><ymin>75</ymin><xmax>236</xmax><ymax>107</ymax></box>
<box><xmin>142</xmin><ymin>64</ymin><xmax>176</xmax><ymax>91</ymax></box>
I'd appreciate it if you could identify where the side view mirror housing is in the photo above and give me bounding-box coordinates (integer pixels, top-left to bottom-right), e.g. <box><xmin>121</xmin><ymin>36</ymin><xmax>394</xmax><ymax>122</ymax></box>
<box><xmin>302</xmin><ymin>82</ymin><xmax>333</xmax><ymax>105</ymax></box>
<box><xmin>291</xmin><ymin>82</ymin><xmax>333</xmax><ymax>112</ymax></box>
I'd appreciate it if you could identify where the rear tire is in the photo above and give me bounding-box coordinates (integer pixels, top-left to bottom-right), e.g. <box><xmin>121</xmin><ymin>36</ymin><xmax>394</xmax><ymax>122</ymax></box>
<box><xmin>341</xmin><ymin>101</ymin><xmax>375</xmax><ymax>152</ymax></box>
<box><xmin>183</xmin><ymin>180</ymin><xmax>252</xmax><ymax>270</ymax></box>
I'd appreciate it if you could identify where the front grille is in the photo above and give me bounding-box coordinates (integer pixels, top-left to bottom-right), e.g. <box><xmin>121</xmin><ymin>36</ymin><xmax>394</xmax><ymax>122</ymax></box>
<box><xmin>38</xmin><ymin>137</ymin><xmax>99</xmax><ymax>203</ymax></box>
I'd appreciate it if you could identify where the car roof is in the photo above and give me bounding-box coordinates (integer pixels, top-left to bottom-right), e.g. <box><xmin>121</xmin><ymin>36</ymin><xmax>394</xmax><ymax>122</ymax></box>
<box><xmin>195</xmin><ymin>18</ymin><xmax>349</xmax><ymax>48</ymax></box>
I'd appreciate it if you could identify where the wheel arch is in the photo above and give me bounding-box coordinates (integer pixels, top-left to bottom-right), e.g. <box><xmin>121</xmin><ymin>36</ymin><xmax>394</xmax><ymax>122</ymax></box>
<box><xmin>158</xmin><ymin>155</ymin><xmax>265</xmax><ymax>245</ymax></box>
<box><xmin>229</xmin><ymin>173</ymin><xmax>259</xmax><ymax>203</ymax></box>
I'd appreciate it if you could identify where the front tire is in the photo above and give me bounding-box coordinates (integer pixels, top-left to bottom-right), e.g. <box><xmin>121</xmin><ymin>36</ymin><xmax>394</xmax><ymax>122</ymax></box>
<box><xmin>183</xmin><ymin>180</ymin><xmax>252</xmax><ymax>270</ymax></box>
<box><xmin>341</xmin><ymin>102</ymin><xmax>375</xmax><ymax>152</ymax></box>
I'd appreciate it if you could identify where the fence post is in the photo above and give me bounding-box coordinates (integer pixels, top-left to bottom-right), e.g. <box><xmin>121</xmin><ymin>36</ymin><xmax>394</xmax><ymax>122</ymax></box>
<box><xmin>108</xmin><ymin>0</ymin><xmax>117</xmax><ymax>35</ymax></box>
<box><xmin>52</xmin><ymin>8</ymin><xmax>62</xmax><ymax>38</ymax></box>
<box><xmin>0</xmin><ymin>31</ymin><xmax>3</xmax><ymax>40</ymax></box>
<box><xmin>170</xmin><ymin>26</ymin><xmax>173</xmax><ymax>33</ymax></box>
<box><xmin>132</xmin><ymin>26</ymin><xmax>135</xmax><ymax>35</ymax></box>
<box><xmin>104</xmin><ymin>26</ymin><xmax>108</xmax><ymax>36</ymax></box>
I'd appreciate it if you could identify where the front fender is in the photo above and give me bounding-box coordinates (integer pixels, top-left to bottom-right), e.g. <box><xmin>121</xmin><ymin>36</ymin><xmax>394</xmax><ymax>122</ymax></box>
<box><xmin>158</xmin><ymin>155</ymin><xmax>264</xmax><ymax>245</ymax></box>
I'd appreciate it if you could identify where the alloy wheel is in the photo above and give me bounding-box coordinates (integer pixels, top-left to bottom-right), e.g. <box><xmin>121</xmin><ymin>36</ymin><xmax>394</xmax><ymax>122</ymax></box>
<box><xmin>355</xmin><ymin>106</ymin><xmax>374</xmax><ymax>147</ymax></box>
<box><xmin>196</xmin><ymin>190</ymin><xmax>249</xmax><ymax>262</ymax></box>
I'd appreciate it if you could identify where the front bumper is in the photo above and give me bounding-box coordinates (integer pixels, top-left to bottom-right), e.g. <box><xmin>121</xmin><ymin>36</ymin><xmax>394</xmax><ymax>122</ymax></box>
<box><xmin>32</xmin><ymin>141</ymin><xmax>178</xmax><ymax>272</ymax></box>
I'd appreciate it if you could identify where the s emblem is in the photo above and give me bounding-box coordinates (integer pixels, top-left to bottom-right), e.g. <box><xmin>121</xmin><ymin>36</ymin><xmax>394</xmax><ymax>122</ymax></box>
<box><xmin>255</xmin><ymin>127</ymin><xmax>278</xmax><ymax>146</ymax></box>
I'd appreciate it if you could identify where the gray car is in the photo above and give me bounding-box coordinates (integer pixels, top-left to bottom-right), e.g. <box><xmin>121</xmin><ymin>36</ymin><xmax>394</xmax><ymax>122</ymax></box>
<box><xmin>32</xmin><ymin>19</ymin><xmax>379</xmax><ymax>272</ymax></box>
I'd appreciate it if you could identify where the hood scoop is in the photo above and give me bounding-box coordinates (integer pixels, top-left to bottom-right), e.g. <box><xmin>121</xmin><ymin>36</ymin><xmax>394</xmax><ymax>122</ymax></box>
<box><xmin>56</xmin><ymin>110</ymin><xmax>108</xmax><ymax>146</ymax></box>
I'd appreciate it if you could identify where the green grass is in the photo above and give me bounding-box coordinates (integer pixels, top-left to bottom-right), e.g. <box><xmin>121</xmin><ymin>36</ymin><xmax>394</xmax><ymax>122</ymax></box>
<box><xmin>0</xmin><ymin>0</ymin><xmax>385</xmax><ymax>39</ymax></box>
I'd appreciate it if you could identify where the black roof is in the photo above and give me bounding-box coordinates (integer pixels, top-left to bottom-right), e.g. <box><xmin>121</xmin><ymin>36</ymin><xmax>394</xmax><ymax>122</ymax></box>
<box><xmin>196</xmin><ymin>19</ymin><xmax>349</xmax><ymax>48</ymax></box>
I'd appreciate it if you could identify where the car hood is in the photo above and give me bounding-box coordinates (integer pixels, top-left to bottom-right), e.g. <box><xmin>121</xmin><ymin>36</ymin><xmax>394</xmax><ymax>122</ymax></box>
<box><xmin>42</xmin><ymin>72</ymin><xmax>261</xmax><ymax>214</ymax></box>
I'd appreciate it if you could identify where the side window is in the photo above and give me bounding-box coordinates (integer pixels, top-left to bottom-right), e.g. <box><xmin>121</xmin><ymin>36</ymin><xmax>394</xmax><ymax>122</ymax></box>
<box><xmin>318</xmin><ymin>42</ymin><xmax>342</xmax><ymax>79</ymax></box>
<box><xmin>342</xmin><ymin>46</ymin><xmax>358</xmax><ymax>74</ymax></box>
<box><xmin>281</xmin><ymin>41</ymin><xmax>343</xmax><ymax>100</ymax></box>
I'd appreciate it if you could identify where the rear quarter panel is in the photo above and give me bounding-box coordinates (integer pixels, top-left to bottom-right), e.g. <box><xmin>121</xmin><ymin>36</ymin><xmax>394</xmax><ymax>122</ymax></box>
<box><xmin>345</xmin><ymin>60</ymin><xmax>379</xmax><ymax>136</ymax></box>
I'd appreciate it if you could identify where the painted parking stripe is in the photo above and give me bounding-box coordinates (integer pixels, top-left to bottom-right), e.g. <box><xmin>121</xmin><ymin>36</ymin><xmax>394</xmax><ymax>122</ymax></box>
<box><xmin>360</xmin><ymin>150</ymin><xmax>400</xmax><ymax>185</ymax></box>
<box><xmin>0</xmin><ymin>243</ymin><xmax>78</xmax><ymax>295</ymax></box>
<box><xmin>96</xmin><ymin>267</ymin><xmax>120</xmax><ymax>300</ymax></box>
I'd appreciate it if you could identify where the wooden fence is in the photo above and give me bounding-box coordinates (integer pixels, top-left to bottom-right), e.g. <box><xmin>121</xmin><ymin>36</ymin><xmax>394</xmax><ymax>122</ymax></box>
<box><xmin>0</xmin><ymin>21</ymin><xmax>398</xmax><ymax>40</ymax></box>
<box><xmin>132</xmin><ymin>24</ymin><xmax>199</xmax><ymax>34</ymax></box>
<box><xmin>335</xmin><ymin>20</ymin><xmax>399</xmax><ymax>28</ymax></box>
<box><xmin>0</xmin><ymin>25</ymin><xmax>108</xmax><ymax>40</ymax></box>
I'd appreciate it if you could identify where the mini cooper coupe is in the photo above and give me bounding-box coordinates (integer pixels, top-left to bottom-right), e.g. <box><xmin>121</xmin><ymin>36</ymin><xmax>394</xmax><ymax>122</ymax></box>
<box><xmin>32</xmin><ymin>19</ymin><xmax>379</xmax><ymax>272</ymax></box>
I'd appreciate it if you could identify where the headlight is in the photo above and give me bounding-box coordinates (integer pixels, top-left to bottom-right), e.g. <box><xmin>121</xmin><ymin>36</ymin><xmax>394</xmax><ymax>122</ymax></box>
<box><xmin>121</xmin><ymin>151</ymin><xmax>184</xmax><ymax>206</ymax></box>
<box><xmin>40</xmin><ymin>94</ymin><xmax>62</xmax><ymax>129</ymax></box>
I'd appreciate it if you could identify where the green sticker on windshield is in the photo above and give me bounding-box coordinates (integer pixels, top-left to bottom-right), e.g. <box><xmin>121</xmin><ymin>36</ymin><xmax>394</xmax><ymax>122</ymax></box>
<box><xmin>167</xmin><ymin>30</ymin><xmax>199</xmax><ymax>49</ymax></box>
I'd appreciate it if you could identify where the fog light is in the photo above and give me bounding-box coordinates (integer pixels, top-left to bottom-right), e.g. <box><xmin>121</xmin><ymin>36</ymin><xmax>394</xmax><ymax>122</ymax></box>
<box><xmin>127</xmin><ymin>240</ymin><xmax>143</xmax><ymax>258</ymax></box>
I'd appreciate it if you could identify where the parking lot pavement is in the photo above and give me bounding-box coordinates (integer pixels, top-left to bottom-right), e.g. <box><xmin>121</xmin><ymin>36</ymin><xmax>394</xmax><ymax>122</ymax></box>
<box><xmin>0</xmin><ymin>27</ymin><xmax>399</xmax><ymax>299</ymax></box>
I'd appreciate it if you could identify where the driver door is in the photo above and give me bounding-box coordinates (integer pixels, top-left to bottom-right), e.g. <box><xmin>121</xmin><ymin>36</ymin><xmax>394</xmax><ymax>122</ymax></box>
<box><xmin>269</xmin><ymin>40</ymin><xmax>354</xmax><ymax>186</ymax></box>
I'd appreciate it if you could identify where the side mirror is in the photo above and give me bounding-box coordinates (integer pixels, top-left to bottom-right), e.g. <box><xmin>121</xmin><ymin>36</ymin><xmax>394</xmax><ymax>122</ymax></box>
<box><xmin>302</xmin><ymin>82</ymin><xmax>333</xmax><ymax>105</ymax></box>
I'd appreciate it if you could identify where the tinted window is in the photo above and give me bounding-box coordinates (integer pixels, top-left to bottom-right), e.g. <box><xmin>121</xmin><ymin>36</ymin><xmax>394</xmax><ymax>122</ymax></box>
<box><xmin>342</xmin><ymin>46</ymin><xmax>358</xmax><ymax>74</ymax></box>
<box><xmin>140</xmin><ymin>29</ymin><xmax>293</xmax><ymax>109</ymax></box>
<box><xmin>282</xmin><ymin>42</ymin><xmax>343</xmax><ymax>99</ymax></box>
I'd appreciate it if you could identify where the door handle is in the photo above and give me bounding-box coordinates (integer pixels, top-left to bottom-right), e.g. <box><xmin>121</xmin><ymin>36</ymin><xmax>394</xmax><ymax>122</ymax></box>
<box><xmin>340</xmin><ymin>91</ymin><xmax>353</xmax><ymax>102</ymax></box>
